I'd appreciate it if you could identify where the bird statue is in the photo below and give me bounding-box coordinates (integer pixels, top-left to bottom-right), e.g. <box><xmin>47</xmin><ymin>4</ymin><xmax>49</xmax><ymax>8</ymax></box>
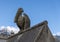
<box><xmin>14</xmin><ymin>8</ymin><xmax>30</xmax><ymax>31</ymax></box>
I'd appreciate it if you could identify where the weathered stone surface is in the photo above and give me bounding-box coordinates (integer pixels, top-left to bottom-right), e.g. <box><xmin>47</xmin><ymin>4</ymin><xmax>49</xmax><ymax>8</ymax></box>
<box><xmin>0</xmin><ymin>21</ymin><xmax>55</xmax><ymax>42</ymax></box>
<box><xmin>7</xmin><ymin>36</ymin><xmax>18</xmax><ymax>42</ymax></box>
<box><xmin>18</xmin><ymin>24</ymin><xmax>44</xmax><ymax>42</ymax></box>
<box><xmin>17</xmin><ymin>21</ymin><xmax>55</xmax><ymax>42</ymax></box>
<box><xmin>34</xmin><ymin>25</ymin><xmax>55</xmax><ymax>42</ymax></box>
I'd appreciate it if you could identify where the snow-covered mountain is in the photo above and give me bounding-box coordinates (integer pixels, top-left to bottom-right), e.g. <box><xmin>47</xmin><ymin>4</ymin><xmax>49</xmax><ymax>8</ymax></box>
<box><xmin>0</xmin><ymin>26</ymin><xmax>20</xmax><ymax>35</ymax></box>
<box><xmin>54</xmin><ymin>36</ymin><xmax>60</xmax><ymax>42</ymax></box>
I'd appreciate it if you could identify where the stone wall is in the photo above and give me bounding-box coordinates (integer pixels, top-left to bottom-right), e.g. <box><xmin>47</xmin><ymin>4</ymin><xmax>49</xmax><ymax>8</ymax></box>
<box><xmin>17</xmin><ymin>21</ymin><xmax>55</xmax><ymax>42</ymax></box>
<box><xmin>0</xmin><ymin>21</ymin><xmax>55</xmax><ymax>42</ymax></box>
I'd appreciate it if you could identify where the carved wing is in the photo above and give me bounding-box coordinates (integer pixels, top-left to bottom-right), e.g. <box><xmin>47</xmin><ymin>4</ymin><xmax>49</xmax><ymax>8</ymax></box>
<box><xmin>23</xmin><ymin>13</ymin><xmax>30</xmax><ymax>29</ymax></box>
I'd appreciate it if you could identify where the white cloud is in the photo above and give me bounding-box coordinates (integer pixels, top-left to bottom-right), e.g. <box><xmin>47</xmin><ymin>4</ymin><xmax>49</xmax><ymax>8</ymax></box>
<box><xmin>0</xmin><ymin>26</ymin><xmax>5</xmax><ymax>30</ymax></box>
<box><xmin>0</xmin><ymin>26</ymin><xmax>20</xmax><ymax>34</ymax></box>
<box><xmin>53</xmin><ymin>32</ymin><xmax>60</xmax><ymax>36</ymax></box>
<box><xmin>56</xmin><ymin>32</ymin><xmax>60</xmax><ymax>36</ymax></box>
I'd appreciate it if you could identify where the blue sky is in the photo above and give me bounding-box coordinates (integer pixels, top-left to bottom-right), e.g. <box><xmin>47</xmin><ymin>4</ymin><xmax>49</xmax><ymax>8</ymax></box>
<box><xmin>0</xmin><ymin>0</ymin><xmax>60</xmax><ymax>34</ymax></box>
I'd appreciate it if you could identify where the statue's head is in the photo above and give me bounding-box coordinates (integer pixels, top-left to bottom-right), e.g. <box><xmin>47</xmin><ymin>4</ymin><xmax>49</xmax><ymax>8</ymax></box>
<box><xmin>18</xmin><ymin>8</ymin><xmax>24</xmax><ymax>12</ymax></box>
